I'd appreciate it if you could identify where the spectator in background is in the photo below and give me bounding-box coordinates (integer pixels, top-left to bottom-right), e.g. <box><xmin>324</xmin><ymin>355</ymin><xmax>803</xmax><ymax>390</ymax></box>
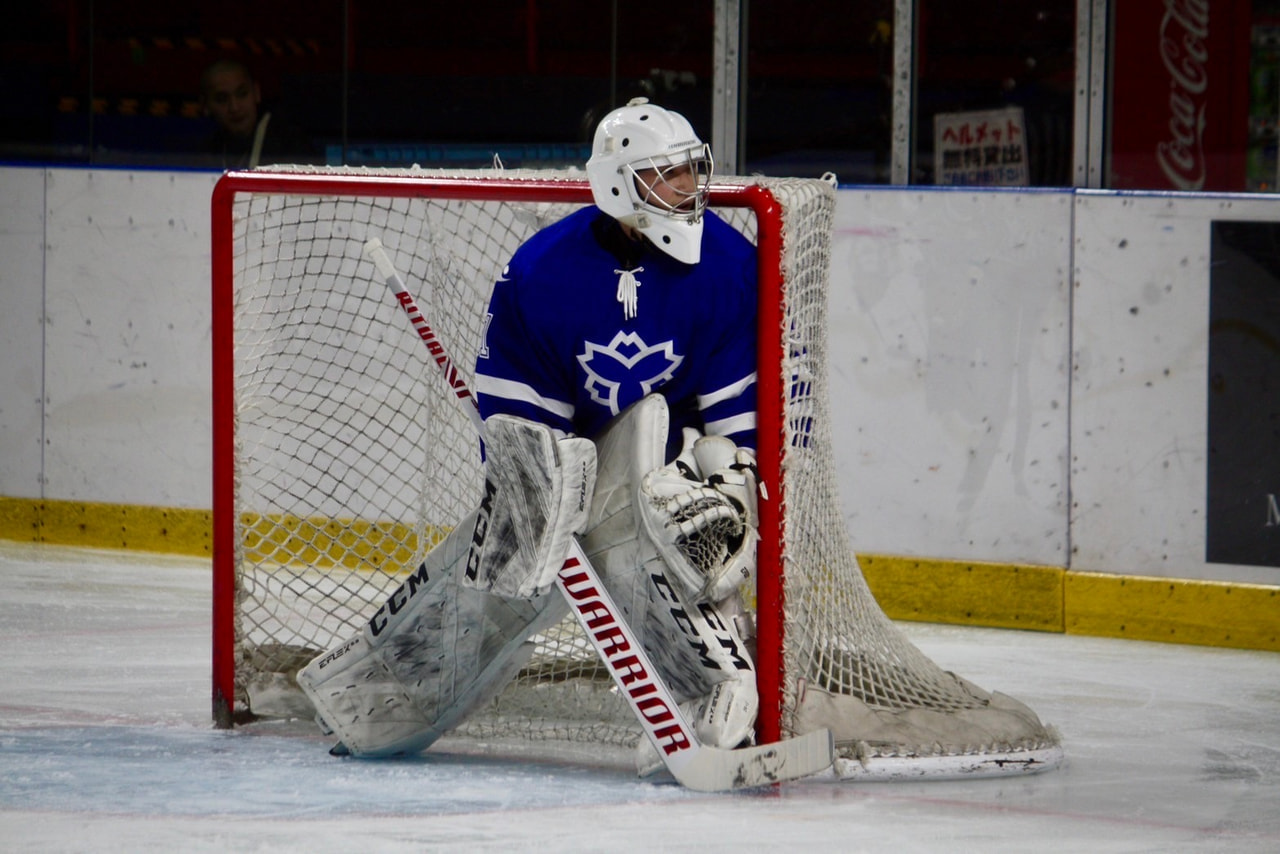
<box><xmin>200</xmin><ymin>59</ymin><xmax>319</xmax><ymax>168</ymax></box>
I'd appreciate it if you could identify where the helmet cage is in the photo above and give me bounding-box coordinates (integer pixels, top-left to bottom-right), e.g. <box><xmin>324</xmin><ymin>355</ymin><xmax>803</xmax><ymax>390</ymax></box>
<box><xmin>622</xmin><ymin>143</ymin><xmax>714</xmax><ymax>228</ymax></box>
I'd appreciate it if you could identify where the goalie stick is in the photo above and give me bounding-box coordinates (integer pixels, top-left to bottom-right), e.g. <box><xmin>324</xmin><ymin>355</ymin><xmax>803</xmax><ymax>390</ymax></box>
<box><xmin>364</xmin><ymin>237</ymin><xmax>835</xmax><ymax>792</ymax></box>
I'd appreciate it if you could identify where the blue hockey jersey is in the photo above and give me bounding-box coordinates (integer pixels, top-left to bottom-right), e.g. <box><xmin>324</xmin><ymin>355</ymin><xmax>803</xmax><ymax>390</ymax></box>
<box><xmin>474</xmin><ymin>206</ymin><xmax>758</xmax><ymax>458</ymax></box>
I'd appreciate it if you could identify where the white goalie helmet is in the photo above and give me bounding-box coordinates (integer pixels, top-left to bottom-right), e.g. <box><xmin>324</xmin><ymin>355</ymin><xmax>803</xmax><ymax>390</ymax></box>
<box><xmin>586</xmin><ymin>98</ymin><xmax>714</xmax><ymax>264</ymax></box>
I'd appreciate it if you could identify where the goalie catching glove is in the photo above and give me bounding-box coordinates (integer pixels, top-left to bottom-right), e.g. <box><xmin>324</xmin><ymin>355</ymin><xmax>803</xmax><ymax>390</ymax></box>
<box><xmin>638</xmin><ymin>427</ymin><xmax>761</xmax><ymax>604</ymax></box>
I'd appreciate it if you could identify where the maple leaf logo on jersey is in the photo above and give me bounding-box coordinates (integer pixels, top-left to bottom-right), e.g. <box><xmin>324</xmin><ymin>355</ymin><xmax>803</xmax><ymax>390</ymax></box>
<box><xmin>577</xmin><ymin>331</ymin><xmax>684</xmax><ymax>415</ymax></box>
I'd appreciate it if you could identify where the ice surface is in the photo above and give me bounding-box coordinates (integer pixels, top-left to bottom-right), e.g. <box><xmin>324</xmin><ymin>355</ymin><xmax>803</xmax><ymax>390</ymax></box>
<box><xmin>1</xmin><ymin>541</ymin><xmax>1277</xmax><ymax>852</ymax></box>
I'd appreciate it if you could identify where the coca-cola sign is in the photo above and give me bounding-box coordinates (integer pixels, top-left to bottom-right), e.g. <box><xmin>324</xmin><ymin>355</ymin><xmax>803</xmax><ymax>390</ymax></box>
<box><xmin>1110</xmin><ymin>0</ymin><xmax>1248</xmax><ymax>191</ymax></box>
<box><xmin>1155</xmin><ymin>0</ymin><xmax>1210</xmax><ymax>190</ymax></box>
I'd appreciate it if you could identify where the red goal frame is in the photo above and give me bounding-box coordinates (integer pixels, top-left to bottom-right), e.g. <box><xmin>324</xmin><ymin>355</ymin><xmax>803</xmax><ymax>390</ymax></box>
<box><xmin>209</xmin><ymin>170</ymin><xmax>790</xmax><ymax>746</ymax></box>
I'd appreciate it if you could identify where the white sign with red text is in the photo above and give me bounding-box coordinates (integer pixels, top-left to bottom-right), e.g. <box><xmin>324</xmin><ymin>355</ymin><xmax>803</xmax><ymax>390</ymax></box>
<box><xmin>934</xmin><ymin>107</ymin><xmax>1029</xmax><ymax>187</ymax></box>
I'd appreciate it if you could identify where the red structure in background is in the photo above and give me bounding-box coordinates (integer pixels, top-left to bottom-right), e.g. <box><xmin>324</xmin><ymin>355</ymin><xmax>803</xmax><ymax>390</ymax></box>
<box><xmin>1109</xmin><ymin>0</ymin><xmax>1254</xmax><ymax>192</ymax></box>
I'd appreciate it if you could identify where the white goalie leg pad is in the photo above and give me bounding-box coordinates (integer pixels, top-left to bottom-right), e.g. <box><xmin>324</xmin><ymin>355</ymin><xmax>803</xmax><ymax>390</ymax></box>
<box><xmin>580</xmin><ymin>395</ymin><xmax>758</xmax><ymax>709</ymax></box>
<box><xmin>462</xmin><ymin>413</ymin><xmax>597</xmax><ymax>600</ymax></box>
<box><xmin>632</xmin><ymin>582</ymin><xmax>761</xmax><ymax>777</ymax></box>
<box><xmin>635</xmin><ymin>671</ymin><xmax>760</xmax><ymax>777</ymax></box>
<box><xmin>297</xmin><ymin>512</ymin><xmax>567</xmax><ymax>757</ymax></box>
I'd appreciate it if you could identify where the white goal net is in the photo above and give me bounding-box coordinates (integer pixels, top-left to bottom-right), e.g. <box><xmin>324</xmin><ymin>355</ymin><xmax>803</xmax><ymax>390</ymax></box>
<box><xmin>211</xmin><ymin>165</ymin><xmax>1062</xmax><ymax>779</ymax></box>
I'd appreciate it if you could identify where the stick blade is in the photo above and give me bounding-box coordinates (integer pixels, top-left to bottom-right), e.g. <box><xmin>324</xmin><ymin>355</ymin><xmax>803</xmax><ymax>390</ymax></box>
<box><xmin>674</xmin><ymin>728</ymin><xmax>835</xmax><ymax>792</ymax></box>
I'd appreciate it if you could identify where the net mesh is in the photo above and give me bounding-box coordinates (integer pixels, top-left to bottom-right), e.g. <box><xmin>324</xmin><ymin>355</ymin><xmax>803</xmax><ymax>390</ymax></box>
<box><xmin>216</xmin><ymin>165</ymin><xmax>1060</xmax><ymax>770</ymax></box>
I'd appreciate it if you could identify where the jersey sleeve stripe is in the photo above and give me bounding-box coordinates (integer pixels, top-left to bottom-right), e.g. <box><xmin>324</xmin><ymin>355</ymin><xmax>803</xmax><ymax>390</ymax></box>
<box><xmin>703</xmin><ymin>411</ymin><xmax>756</xmax><ymax>439</ymax></box>
<box><xmin>475</xmin><ymin>374</ymin><xmax>576</xmax><ymax>420</ymax></box>
<box><xmin>697</xmin><ymin>372</ymin><xmax>757</xmax><ymax>410</ymax></box>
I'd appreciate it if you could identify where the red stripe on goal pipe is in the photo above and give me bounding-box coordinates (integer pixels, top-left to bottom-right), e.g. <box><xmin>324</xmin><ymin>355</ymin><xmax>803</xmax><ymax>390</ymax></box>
<box><xmin>210</xmin><ymin>175</ymin><xmax>239</xmax><ymax>729</ymax></box>
<box><xmin>740</xmin><ymin>185</ymin><xmax>787</xmax><ymax>749</ymax></box>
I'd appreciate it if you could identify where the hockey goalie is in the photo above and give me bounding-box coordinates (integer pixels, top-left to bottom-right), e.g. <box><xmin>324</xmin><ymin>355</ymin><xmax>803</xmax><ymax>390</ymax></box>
<box><xmin>297</xmin><ymin>100</ymin><xmax>775</xmax><ymax>776</ymax></box>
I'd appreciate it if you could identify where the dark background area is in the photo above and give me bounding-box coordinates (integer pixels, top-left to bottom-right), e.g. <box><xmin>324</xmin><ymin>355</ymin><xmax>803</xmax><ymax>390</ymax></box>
<box><xmin>0</xmin><ymin>1</ymin><xmax>1077</xmax><ymax>182</ymax></box>
<box><xmin>1207</xmin><ymin>221</ymin><xmax>1280</xmax><ymax>568</ymax></box>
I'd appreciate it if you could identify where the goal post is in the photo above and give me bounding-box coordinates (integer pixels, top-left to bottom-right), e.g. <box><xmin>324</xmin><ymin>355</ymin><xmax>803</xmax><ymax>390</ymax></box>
<box><xmin>210</xmin><ymin>165</ymin><xmax>1062</xmax><ymax>780</ymax></box>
